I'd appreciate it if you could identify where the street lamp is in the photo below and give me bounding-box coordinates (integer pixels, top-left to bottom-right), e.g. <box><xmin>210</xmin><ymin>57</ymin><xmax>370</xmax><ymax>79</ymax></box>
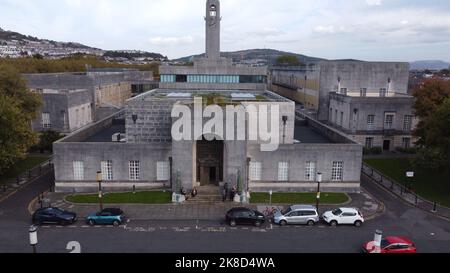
<box><xmin>29</xmin><ymin>225</ymin><xmax>38</xmax><ymax>253</ymax></box>
<box><xmin>316</xmin><ymin>172</ymin><xmax>323</xmax><ymax>213</ymax></box>
<box><xmin>96</xmin><ymin>171</ymin><xmax>103</xmax><ymax>211</ymax></box>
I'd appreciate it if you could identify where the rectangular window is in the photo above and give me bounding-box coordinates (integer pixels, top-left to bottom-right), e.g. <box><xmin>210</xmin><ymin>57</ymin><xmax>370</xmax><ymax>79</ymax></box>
<box><xmin>73</xmin><ymin>161</ymin><xmax>84</xmax><ymax>181</ymax></box>
<box><xmin>305</xmin><ymin>161</ymin><xmax>317</xmax><ymax>181</ymax></box>
<box><xmin>278</xmin><ymin>162</ymin><xmax>289</xmax><ymax>181</ymax></box>
<box><xmin>385</xmin><ymin>114</ymin><xmax>394</xmax><ymax>129</ymax></box>
<box><xmin>402</xmin><ymin>138</ymin><xmax>411</xmax><ymax>149</ymax></box>
<box><xmin>380</xmin><ymin>88</ymin><xmax>387</xmax><ymax>97</ymax></box>
<box><xmin>250</xmin><ymin>162</ymin><xmax>262</xmax><ymax>181</ymax></box>
<box><xmin>332</xmin><ymin>162</ymin><xmax>344</xmax><ymax>181</ymax></box>
<box><xmin>367</xmin><ymin>115</ymin><xmax>375</xmax><ymax>130</ymax></box>
<box><xmin>340</xmin><ymin>88</ymin><xmax>348</xmax><ymax>95</ymax></box>
<box><xmin>335</xmin><ymin>110</ymin><xmax>338</xmax><ymax>124</ymax></box>
<box><xmin>360</xmin><ymin>88</ymin><xmax>367</xmax><ymax>97</ymax></box>
<box><xmin>365</xmin><ymin>138</ymin><xmax>374</xmax><ymax>149</ymax></box>
<box><xmin>42</xmin><ymin>112</ymin><xmax>51</xmax><ymax>128</ymax></box>
<box><xmin>157</xmin><ymin>161</ymin><xmax>170</xmax><ymax>181</ymax></box>
<box><xmin>101</xmin><ymin>161</ymin><xmax>113</xmax><ymax>181</ymax></box>
<box><xmin>340</xmin><ymin>112</ymin><xmax>344</xmax><ymax>127</ymax></box>
<box><xmin>129</xmin><ymin>161</ymin><xmax>140</xmax><ymax>181</ymax></box>
<box><xmin>403</xmin><ymin>115</ymin><xmax>412</xmax><ymax>131</ymax></box>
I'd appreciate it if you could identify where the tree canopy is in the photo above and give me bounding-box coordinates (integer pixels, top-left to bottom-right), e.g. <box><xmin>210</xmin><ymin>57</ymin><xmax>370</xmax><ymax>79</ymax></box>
<box><xmin>412</xmin><ymin>79</ymin><xmax>450</xmax><ymax>170</ymax></box>
<box><xmin>276</xmin><ymin>55</ymin><xmax>300</xmax><ymax>66</ymax></box>
<box><xmin>0</xmin><ymin>64</ymin><xmax>42</xmax><ymax>175</ymax></box>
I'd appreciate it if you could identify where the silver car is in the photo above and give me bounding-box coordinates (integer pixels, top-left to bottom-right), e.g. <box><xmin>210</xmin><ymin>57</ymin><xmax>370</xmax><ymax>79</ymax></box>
<box><xmin>273</xmin><ymin>205</ymin><xmax>320</xmax><ymax>226</ymax></box>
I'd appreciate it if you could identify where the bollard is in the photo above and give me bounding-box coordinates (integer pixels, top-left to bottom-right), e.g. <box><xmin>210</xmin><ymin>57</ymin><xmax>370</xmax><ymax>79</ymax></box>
<box><xmin>390</xmin><ymin>181</ymin><xmax>394</xmax><ymax>190</ymax></box>
<box><xmin>372</xmin><ymin>230</ymin><xmax>383</xmax><ymax>253</ymax></box>
<box><xmin>415</xmin><ymin>195</ymin><xmax>418</xmax><ymax>205</ymax></box>
<box><xmin>133</xmin><ymin>185</ymin><xmax>136</xmax><ymax>194</ymax></box>
<box><xmin>432</xmin><ymin>202</ymin><xmax>437</xmax><ymax>213</ymax></box>
<box><xmin>400</xmin><ymin>187</ymin><xmax>403</xmax><ymax>196</ymax></box>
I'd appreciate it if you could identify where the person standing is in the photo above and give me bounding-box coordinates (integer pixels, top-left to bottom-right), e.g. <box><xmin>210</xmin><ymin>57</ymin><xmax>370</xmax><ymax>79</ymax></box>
<box><xmin>222</xmin><ymin>183</ymin><xmax>228</xmax><ymax>202</ymax></box>
<box><xmin>230</xmin><ymin>186</ymin><xmax>237</xmax><ymax>201</ymax></box>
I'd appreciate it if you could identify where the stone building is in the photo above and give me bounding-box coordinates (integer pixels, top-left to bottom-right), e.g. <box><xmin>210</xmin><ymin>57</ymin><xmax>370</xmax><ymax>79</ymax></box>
<box><xmin>25</xmin><ymin>69</ymin><xmax>153</xmax><ymax>133</ymax></box>
<box><xmin>53</xmin><ymin>0</ymin><xmax>363</xmax><ymax>199</ymax></box>
<box><xmin>269</xmin><ymin>61</ymin><xmax>416</xmax><ymax>150</ymax></box>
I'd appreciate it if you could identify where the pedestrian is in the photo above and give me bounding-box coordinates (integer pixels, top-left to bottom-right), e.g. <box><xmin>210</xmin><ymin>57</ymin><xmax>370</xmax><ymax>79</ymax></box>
<box><xmin>230</xmin><ymin>186</ymin><xmax>237</xmax><ymax>201</ymax></box>
<box><xmin>191</xmin><ymin>187</ymin><xmax>198</xmax><ymax>198</ymax></box>
<box><xmin>222</xmin><ymin>184</ymin><xmax>228</xmax><ymax>202</ymax></box>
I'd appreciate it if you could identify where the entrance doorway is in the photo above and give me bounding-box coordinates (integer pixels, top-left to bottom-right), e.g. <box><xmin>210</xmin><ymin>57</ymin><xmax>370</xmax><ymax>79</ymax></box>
<box><xmin>383</xmin><ymin>140</ymin><xmax>391</xmax><ymax>151</ymax></box>
<box><xmin>196</xmin><ymin>138</ymin><xmax>224</xmax><ymax>186</ymax></box>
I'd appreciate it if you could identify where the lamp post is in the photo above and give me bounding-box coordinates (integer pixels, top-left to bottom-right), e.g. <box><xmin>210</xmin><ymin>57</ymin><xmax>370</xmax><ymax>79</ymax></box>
<box><xmin>269</xmin><ymin>190</ymin><xmax>273</xmax><ymax>206</ymax></box>
<box><xmin>316</xmin><ymin>172</ymin><xmax>323</xmax><ymax>214</ymax></box>
<box><xmin>29</xmin><ymin>225</ymin><xmax>38</xmax><ymax>254</ymax></box>
<box><xmin>406</xmin><ymin>171</ymin><xmax>414</xmax><ymax>192</ymax></box>
<box><xmin>96</xmin><ymin>171</ymin><xmax>103</xmax><ymax>211</ymax></box>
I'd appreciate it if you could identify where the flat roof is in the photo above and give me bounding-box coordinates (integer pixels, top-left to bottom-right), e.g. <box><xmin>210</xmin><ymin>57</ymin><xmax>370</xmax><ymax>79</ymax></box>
<box><xmin>294</xmin><ymin>121</ymin><xmax>332</xmax><ymax>144</ymax></box>
<box><xmin>83</xmin><ymin>122</ymin><xmax>125</xmax><ymax>142</ymax></box>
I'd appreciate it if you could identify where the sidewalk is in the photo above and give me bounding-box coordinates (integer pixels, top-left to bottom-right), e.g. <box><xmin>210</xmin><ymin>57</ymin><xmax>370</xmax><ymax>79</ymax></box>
<box><xmin>31</xmin><ymin>188</ymin><xmax>383</xmax><ymax>221</ymax></box>
<box><xmin>0</xmin><ymin>160</ymin><xmax>53</xmax><ymax>203</ymax></box>
<box><xmin>362</xmin><ymin>164</ymin><xmax>450</xmax><ymax>220</ymax></box>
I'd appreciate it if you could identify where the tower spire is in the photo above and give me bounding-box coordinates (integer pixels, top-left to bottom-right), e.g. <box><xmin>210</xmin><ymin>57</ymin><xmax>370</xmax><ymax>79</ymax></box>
<box><xmin>205</xmin><ymin>0</ymin><xmax>221</xmax><ymax>59</ymax></box>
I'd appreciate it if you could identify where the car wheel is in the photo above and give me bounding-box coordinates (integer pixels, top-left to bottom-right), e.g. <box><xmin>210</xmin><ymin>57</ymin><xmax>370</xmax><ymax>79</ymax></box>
<box><xmin>280</xmin><ymin>220</ymin><xmax>287</xmax><ymax>226</ymax></box>
<box><xmin>254</xmin><ymin>221</ymin><xmax>262</xmax><ymax>227</ymax></box>
<box><xmin>230</xmin><ymin>220</ymin><xmax>237</xmax><ymax>227</ymax></box>
<box><xmin>88</xmin><ymin>220</ymin><xmax>96</xmax><ymax>226</ymax></box>
<box><xmin>354</xmin><ymin>220</ymin><xmax>363</xmax><ymax>227</ymax></box>
<box><xmin>112</xmin><ymin>220</ymin><xmax>120</xmax><ymax>227</ymax></box>
<box><xmin>330</xmin><ymin>220</ymin><xmax>338</xmax><ymax>227</ymax></box>
<box><xmin>307</xmin><ymin>220</ymin><xmax>315</xmax><ymax>227</ymax></box>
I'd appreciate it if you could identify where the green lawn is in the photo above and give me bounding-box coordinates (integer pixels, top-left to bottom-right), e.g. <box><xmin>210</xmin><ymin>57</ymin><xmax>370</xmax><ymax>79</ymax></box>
<box><xmin>0</xmin><ymin>156</ymin><xmax>50</xmax><ymax>184</ymax></box>
<box><xmin>364</xmin><ymin>158</ymin><xmax>450</xmax><ymax>207</ymax></box>
<box><xmin>66</xmin><ymin>191</ymin><xmax>172</xmax><ymax>204</ymax></box>
<box><xmin>250</xmin><ymin>192</ymin><xmax>349</xmax><ymax>204</ymax></box>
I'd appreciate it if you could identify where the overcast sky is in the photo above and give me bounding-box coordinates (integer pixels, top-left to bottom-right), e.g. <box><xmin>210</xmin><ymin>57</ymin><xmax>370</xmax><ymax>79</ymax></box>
<box><xmin>1</xmin><ymin>0</ymin><xmax>450</xmax><ymax>61</ymax></box>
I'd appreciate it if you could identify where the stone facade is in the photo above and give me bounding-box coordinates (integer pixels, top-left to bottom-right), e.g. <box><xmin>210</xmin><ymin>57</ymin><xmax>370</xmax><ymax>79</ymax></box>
<box><xmin>328</xmin><ymin>92</ymin><xmax>418</xmax><ymax>151</ymax></box>
<box><xmin>270</xmin><ymin>61</ymin><xmax>410</xmax><ymax>121</ymax></box>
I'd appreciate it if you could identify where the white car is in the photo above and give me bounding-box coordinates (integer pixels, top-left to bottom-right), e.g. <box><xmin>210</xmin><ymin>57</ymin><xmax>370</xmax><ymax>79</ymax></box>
<box><xmin>322</xmin><ymin>208</ymin><xmax>364</xmax><ymax>227</ymax></box>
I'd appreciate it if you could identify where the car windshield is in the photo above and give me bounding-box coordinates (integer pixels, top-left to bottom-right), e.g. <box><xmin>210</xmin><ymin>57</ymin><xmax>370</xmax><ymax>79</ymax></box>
<box><xmin>282</xmin><ymin>207</ymin><xmax>292</xmax><ymax>215</ymax></box>
<box><xmin>381</xmin><ymin>239</ymin><xmax>390</xmax><ymax>249</ymax></box>
<box><xmin>51</xmin><ymin>208</ymin><xmax>64</xmax><ymax>215</ymax></box>
<box><xmin>332</xmin><ymin>209</ymin><xmax>342</xmax><ymax>216</ymax></box>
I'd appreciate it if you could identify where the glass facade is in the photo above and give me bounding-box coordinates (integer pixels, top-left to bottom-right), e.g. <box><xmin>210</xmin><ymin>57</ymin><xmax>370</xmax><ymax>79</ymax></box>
<box><xmin>161</xmin><ymin>74</ymin><xmax>266</xmax><ymax>84</ymax></box>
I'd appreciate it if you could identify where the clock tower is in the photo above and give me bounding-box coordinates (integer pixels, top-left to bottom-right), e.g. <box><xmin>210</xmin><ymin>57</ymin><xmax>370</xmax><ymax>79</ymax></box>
<box><xmin>205</xmin><ymin>0</ymin><xmax>221</xmax><ymax>59</ymax></box>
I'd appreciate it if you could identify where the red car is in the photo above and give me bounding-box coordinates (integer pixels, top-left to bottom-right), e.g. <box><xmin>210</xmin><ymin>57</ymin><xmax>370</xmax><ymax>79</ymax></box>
<box><xmin>363</xmin><ymin>236</ymin><xmax>417</xmax><ymax>253</ymax></box>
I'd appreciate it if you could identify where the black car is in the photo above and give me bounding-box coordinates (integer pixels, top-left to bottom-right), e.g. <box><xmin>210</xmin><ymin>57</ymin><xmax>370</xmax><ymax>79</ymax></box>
<box><xmin>225</xmin><ymin>207</ymin><xmax>266</xmax><ymax>227</ymax></box>
<box><xmin>32</xmin><ymin>207</ymin><xmax>77</xmax><ymax>226</ymax></box>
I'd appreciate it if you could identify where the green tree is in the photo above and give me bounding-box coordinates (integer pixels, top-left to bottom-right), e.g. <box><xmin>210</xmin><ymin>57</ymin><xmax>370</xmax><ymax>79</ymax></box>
<box><xmin>0</xmin><ymin>64</ymin><xmax>42</xmax><ymax>175</ymax></box>
<box><xmin>36</xmin><ymin>130</ymin><xmax>63</xmax><ymax>153</ymax></box>
<box><xmin>412</xmin><ymin>79</ymin><xmax>450</xmax><ymax>170</ymax></box>
<box><xmin>276</xmin><ymin>55</ymin><xmax>300</xmax><ymax>66</ymax></box>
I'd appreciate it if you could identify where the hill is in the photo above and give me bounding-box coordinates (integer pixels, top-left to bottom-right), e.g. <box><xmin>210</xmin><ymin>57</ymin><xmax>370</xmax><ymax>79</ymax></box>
<box><xmin>410</xmin><ymin>60</ymin><xmax>450</xmax><ymax>70</ymax></box>
<box><xmin>174</xmin><ymin>49</ymin><xmax>325</xmax><ymax>64</ymax></box>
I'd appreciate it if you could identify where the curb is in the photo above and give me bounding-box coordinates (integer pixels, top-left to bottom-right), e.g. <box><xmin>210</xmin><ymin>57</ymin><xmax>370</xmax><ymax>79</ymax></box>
<box><xmin>0</xmin><ymin>169</ymin><xmax>52</xmax><ymax>204</ymax></box>
<box><xmin>363</xmin><ymin>173</ymin><xmax>450</xmax><ymax>222</ymax></box>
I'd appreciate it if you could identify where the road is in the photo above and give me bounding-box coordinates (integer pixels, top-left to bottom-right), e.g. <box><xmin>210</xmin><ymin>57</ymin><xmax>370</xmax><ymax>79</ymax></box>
<box><xmin>0</xmin><ymin>172</ymin><xmax>449</xmax><ymax>253</ymax></box>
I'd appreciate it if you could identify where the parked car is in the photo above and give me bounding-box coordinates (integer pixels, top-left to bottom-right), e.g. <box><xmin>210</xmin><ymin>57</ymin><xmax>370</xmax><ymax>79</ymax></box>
<box><xmin>86</xmin><ymin>208</ymin><xmax>128</xmax><ymax>226</ymax></box>
<box><xmin>32</xmin><ymin>207</ymin><xmax>77</xmax><ymax>226</ymax></box>
<box><xmin>363</xmin><ymin>236</ymin><xmax>417</xmax><ymax>253</ymax></box>
<box><xmin>322</xmin><ymin>208</ymin><xmax>364</xmax><ymax>227</ymax></box>
<box><xmin>225</xmin><ymin>207</ymin><xmax>266</xmax><ymax>227</ymax></box>
<box><xmin>273</xmin><ymin>205</ymin><xmax>320</xmax><ymax>226</ymax></box>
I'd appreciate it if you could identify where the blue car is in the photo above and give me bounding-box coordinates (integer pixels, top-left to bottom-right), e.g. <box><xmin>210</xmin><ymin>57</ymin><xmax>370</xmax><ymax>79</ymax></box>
<box><xmin>86</xmin><ymin>208</ymin><xmax>128</xmax><ymax>226</ymax></box>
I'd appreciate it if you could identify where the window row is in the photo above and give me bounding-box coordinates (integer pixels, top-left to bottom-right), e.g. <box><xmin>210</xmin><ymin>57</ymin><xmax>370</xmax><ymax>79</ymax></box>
<box><xmin>72</xmin><ymin>161</ymin><xmax>170</xmax><ymax>181</ymax></box>
<box><xmin>160</xmin><ymin>74</ymin><xmax>267</xmax><ymax>84</ymax></box>
<box><xmin>366</xmin><ymin>114</ymin><xmax>413</xmax><ymax>131</ymax></box>
<box><xmin>249</xmin><ymin>161</ymin><xmax>344</xmax><ymax>182</ymax></box>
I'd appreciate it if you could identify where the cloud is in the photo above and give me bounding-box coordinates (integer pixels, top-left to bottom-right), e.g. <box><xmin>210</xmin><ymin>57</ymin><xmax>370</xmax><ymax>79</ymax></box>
<box><xmin>366</xmin><ymin>0</ymin><xmax>382</xmax><ymax>6</ymax></box>
<box><xmin>149</xmin><ymin>36</ymin><xmax>195</xmax><ymax>47</ymax></box>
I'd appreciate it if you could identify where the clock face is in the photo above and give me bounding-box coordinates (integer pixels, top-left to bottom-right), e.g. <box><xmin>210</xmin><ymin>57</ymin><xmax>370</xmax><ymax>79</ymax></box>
<box><xmin>210</xmin><ymin>10</ymin><xmax>217</xmax><ymax>17</ymax></box>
